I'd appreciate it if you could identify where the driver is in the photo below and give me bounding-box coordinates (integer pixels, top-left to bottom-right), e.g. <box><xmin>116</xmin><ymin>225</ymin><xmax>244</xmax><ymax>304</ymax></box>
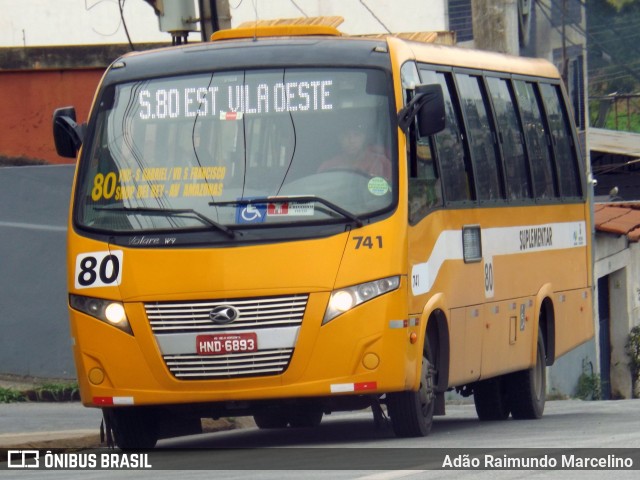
<box><xmin>318</xmin><ymin>123</ymin><xmax>391</xmax><ymax>179</ymax></box>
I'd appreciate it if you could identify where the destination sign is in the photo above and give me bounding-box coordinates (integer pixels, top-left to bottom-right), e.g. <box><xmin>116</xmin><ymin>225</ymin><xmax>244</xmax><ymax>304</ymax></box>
<box><xmin>138</xmin><ymin>80</ymin><xmax>334</xmax><ymax>120</ymax></box>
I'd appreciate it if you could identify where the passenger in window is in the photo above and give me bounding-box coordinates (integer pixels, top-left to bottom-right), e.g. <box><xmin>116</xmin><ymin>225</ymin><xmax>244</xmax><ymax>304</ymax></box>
<box><xmin>318</xmin><ymin>123</ymin><xmax>391</xmax><ymax>179</ymax></box>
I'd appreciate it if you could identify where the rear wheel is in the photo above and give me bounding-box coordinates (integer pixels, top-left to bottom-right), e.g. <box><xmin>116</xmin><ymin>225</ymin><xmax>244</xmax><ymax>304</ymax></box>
<box><xmin>387</xmin><ymin>342</ymin><xmax>436</xmax><ymax>437</ymax></box>
<box><xmin>507</xmin><ymin>329</ymin><xmax>546</xmax><ymax>419</ymax></box>
<box><xmin>473</xmin><ymin>375</ymin><xmax>511</xmax><ymax>420</ymax></box>
<box><xmin>108</xmin><ymin>407</ymin><xmax>158</xmax><ymax>449</ymax></box>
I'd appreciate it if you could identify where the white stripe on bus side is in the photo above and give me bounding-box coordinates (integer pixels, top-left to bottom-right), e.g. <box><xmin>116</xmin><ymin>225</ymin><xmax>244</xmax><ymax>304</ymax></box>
<box><xmin>411</xmin><ymin>221</ymin><xmax>586</xmax><ymax>296</ymax></box>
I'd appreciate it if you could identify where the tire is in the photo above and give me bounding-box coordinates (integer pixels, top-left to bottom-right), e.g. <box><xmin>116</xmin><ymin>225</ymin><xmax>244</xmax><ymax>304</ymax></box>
<box><xmin>387</xmin><ymin>342</ymin><xmax>436</xmax><ymax>437</ymax></box>
<box><xmin>473</xmin><ymin>375</ymin><xmax>511</xmax><ymax>421</ymax></box>
<box><xmin>253</xmin><ymin>409</ymin><xmax>289</xmax><ymax>429</ymax></box>
<box><xmin>108</xmin><ymin>407</ymin><xmax>158</xmax><ymax>450</ymax></box>
<box><xmin>288</xmin><ymin>408</ymin><xmax>323</xmax><ymax>428</ymax></box>
<box><xmin>507</xmin><ymin>329</ymin><xmax>546</xmax><ymax>419</ymax></box>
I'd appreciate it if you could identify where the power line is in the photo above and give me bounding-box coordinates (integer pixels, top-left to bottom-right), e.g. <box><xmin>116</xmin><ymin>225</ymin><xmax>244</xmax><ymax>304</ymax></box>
<box><xmin>359</xmin><ymin>0</ymin><xmax>391</xmax><ymax>34</ymax></box>
<box><xmin>539</xmin><ymin>0</ymin><xmax>640</xmax><ymax>86</ymax></box>
<box><xmin>289</xmin><ymin>0</ymin><xmax>308</xmax><ymax>17</ymax></box>
<box><xmin>118</xmin><ymin>0</ymin><xmax>135</xmax><ymax>51</ymax></box>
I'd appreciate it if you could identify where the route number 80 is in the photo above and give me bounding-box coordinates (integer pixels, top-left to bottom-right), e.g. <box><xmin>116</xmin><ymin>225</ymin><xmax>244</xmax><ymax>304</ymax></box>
<box><xmin>74</xmin><ymin>251</ymin><xmax>123</xmax><ymax>289</ymax></box>
<box><xmin>484</xmin><ymin>257</ymin><xmax>494</xmax><ymax>299</ymax></box>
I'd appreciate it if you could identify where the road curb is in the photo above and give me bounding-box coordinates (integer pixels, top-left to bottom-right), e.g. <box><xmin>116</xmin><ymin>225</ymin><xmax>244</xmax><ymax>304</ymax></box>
<box><xmin>0</xmin><ymin>430</ymin><xmax>101</xmax><ymax>450</ymax></box>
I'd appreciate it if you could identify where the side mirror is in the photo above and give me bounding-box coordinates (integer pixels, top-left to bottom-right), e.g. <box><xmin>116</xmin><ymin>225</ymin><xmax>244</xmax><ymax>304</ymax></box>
<box><xmin>398</xmin><ymin>84</ymin><xmax>445</xmax><ymax>137</ymax></box>
<box><xmin>53</xmin><ymin>107</ymin><xmax>85</xmax><ymax>158</ymax></box>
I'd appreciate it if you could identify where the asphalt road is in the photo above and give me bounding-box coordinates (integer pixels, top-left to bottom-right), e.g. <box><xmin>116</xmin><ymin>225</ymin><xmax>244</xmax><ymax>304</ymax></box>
<box><xmin>159</xmin><ymin>398</ymin><xmax>640</xmax><ymax>449</ymax></box>
<box><xmin>1</xmin><ymin>399</ymin><xmax>640</xmax><ymax>479</ymax></box>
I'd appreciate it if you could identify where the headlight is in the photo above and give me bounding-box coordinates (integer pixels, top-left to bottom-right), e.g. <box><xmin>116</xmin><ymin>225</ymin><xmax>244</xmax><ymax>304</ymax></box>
<box><xmin>69</xmin><ymin>294</ymin><xmax>132</xmax><ymax>334</ymax></box>
<box><xmin>323</xmin><ymin>276</ymin><xmax>400</xmax><ymax>324</ymax></box>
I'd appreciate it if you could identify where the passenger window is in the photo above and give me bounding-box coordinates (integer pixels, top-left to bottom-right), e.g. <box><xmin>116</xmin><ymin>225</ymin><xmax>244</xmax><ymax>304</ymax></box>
<box><xmin>407</xmin><ymin>65</ymin><xmax>443</xmax><ymax>224</ymax></box>
<box><xmin>513</xmin><ymin>80</ymin><xmax>557</xmax><ymax>199</ymax></box>
<box><xmin>486</xmin><ymin>77</ymin><xmax>532</xmax><ymax>200</ymax></box>
<box><xmin>420</xmin><ymin>69</ymin><xmax>473</xmax><ymax>203</ymax></box>
<box><xmin>539</xmin><ymin>83</ymin><xmax>582</xmax><ymax>198</ymax></box>
<box><xmin>455</xmin><ymin>73</ymin><xmax>502</xmax><ymax>201</ymax></box>
<box><xmin>409</xmin><ymin>137</ymin><xmax>443</xmax><ymax>224</ymax></box>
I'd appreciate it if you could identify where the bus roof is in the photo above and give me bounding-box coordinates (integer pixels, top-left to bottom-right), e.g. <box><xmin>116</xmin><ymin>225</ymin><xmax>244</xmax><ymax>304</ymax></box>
<box><xmin>208</xmin><ymin>16</ymin><xmax>560</xmax><ymax>80</ymax></box>
<box><xmin>111</xmin><ymin>16</ymin><xmax>559</xmax><ymax>83</ymax></box>
<box><xmin>400</xmin><ymin>39</ymin><xmax>561</xmax><ymax>79</ymax></box>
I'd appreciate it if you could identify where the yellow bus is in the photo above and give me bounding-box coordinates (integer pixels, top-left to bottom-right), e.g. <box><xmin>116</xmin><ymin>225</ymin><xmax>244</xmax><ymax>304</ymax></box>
<box><xmin>53</xmin><ymin>19</ymin><xmax>593</xmax><ymax>448</ymax></box>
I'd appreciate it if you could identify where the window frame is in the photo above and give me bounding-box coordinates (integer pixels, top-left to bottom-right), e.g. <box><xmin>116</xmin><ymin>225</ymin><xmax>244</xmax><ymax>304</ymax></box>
<box><xmin>413</xmin><ymin>63</ymin><xmax>586</xmax><ymax>210</ymax></box>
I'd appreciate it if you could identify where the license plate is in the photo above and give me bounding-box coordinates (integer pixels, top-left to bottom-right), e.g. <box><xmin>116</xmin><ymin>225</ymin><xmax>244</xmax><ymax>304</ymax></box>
<box><xmin>196</xmin><ymin>333</ymin><xmax>258</xmax><ymax>355</ymax></box>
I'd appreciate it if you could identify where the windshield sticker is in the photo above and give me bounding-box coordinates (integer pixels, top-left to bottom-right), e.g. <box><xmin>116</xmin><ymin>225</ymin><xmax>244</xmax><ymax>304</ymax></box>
<box><xmin>138</xmin><ymin>80</ymin><xmax>333</xmax><ymax>120</ymax></box>
<box><xmin>219</xmin><ymin>111</ymin><xmax>243</xmax><ymax>121</ymax></box>
<box><xmin>267</xmin><ymin>201</ymin><xmax>315</xmax><ymax>217</ymax></box>
<box><xmin>89</xmin><ymin>166</ymin><xmax>226</xmax><ymax>202</ymax></box>
<box><xmin>368</xmin><ymin>177</ymin><xmax>390</xmax><ymax>196</ymax></box>
<box><xmin>235</xmin><ymin>201</ymin><xmax>267</xmax><ymax>224</ymax></box>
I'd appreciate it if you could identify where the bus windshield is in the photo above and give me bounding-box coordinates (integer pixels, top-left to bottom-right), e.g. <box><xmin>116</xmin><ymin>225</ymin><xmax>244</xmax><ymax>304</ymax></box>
<box><xmin>77</xmin><ymin>67</ymin><xmax>395</xmax><ymax>234</ymax></box>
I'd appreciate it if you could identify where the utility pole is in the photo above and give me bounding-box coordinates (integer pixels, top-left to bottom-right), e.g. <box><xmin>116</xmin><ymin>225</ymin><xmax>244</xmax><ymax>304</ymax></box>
<box><xmin>471</xmin><ymin>0</ymin><xmax>519</xmax><ymax>55</ymax></box>
<box><xmin>561</xmin><ymin>0</ymin><xmax>569</xmax><ymax>87</ymax></box>
<box><xmin>199</xmin><ymin>0</ymin><xmax>231</xmax><ymax>42</ymax></box>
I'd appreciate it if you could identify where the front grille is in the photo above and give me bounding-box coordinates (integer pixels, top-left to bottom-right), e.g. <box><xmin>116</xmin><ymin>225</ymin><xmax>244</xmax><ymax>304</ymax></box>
<box><xmin>164</xmin><ymin>349</ymin><xmax>294</xmax><ymax>379</ymax></box>
<box><xmin>145</xmin><ymin>295</ymin><xmax>308</xmax><ymax>333</ymax></box>
<box><xmin>144</xmin><ymin>295</ymin><xmax>308</xmax><ymax>379</ymax></box>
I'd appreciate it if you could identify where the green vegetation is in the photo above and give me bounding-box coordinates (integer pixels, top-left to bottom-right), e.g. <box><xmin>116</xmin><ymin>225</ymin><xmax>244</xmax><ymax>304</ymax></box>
<box><xmin>0</xmin><ymin>381</ymin><xmax>80</xmax><ymax>403</ymax></box>
<box><xmin>28</xmin><ymin>382</ymin><xmax>80</xmax><ymax>402</ymax></box>
<box><xmin>574</xmin><ymin>358</ymin><xmax>601</xmax><ymax>401</ymax></box>
<box><xmin>589</xmin><ymin>96</ymin><xmax>640</xmax><ymax>132</ymax></box>
<box><xmin>588</xmin><ymin>1</ymin><xmax>640</xmax><ymax>131</ymax></box>
<box><xmin>0</xmin><ymin>387</ymin><xmax>26</xmax><ymax>403</ymax></box>
<box><xmin>575</xmin><ymin>372</ymin><xmax>602</xmax><ymax>400</ymax></box>
<box><xmin>625</xmin><ymin>325</ymin><xmax>640</xmax><ymax>398</ymax></box>
<box><xmin>588</xmin><ymin>0</ymin><xmax>640</xmax><ymax>97</ymax></box>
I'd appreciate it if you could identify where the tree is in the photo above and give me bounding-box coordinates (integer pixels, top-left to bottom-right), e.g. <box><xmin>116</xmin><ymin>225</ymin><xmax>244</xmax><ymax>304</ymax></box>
<box><xmin>588</xmin><ymin>0</ymin><xmax>640</xmax><ymax>95</ymax></box>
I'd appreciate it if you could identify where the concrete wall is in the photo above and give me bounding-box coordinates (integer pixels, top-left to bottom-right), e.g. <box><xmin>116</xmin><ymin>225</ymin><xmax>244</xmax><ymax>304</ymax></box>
<box><xmin>548</xmin><ymin>341</ymin><xmax>597</xmax><ymax>398</ymax></box>
<box><xmin>594</xmin><ymin>232</ymin><xmax>640</xmax><ymax>398</ymax></box>
<box><xmin>0</xmin><ymin>165</ymin><xmax>75</xmax><ymax>378</ymax></box>
<box><xmin>0</xmin><ymin>44</ymin><xmax>166</xmax><ymax>165</ymax></box>
<box><xmin>0</xmin><ymin>68</ymin><xmax>102</xmax><ymax>164</ymax></box>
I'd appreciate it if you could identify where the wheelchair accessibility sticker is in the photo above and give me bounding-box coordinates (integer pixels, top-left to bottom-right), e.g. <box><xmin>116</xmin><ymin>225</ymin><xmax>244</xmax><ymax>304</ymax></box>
<box><xmin>235</xmin><ymin>201</ymin><xmax>266</xmax><ymax>224</ymax></box>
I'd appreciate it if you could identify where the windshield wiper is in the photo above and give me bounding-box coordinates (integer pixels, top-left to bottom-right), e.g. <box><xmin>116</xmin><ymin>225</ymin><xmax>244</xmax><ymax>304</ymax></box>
<box><xmin>95</xmin><ymin>206</ymin><xmax>235</xmax><ymax>238</ymax></box>
<box><xmin>210</xmin><ymin>195</ymin><xmax>364</xmax><ymax>228</ymax></box>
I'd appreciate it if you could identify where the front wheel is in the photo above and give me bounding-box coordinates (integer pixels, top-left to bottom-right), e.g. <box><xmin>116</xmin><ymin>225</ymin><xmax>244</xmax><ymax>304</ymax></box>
<box><xmin>386</xmin><ymin>345</ymin><xmax>436</xmax><ymax>437</ymax></box>
<box><xmin>288</xmin><ymin>407</ymin><xmax>323</xmax><ymax>428</ymax></box>
<box><xmin>107</xmin><ymin>407</ymin><xmax>158</xmax><ymax>450</ymax></box>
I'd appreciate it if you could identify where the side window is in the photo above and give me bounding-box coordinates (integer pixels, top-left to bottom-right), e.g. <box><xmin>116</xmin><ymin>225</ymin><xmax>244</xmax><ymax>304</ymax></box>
<box><xmin>486</xmin><ymin>77</ymin><xmax>532</xmax><ymax>200</ymax></box>
<box><xmin>405</xmin><ymin>64</ymin><xmax>443</xmax><ymax>224</ymax></box>
<box><xmin>455</xmin><ymin>73</ymin><xmax>502</xmax><ymax>201</ymax></box>
<box><xmin>513</xmin><ymin>80</ymin><xmax>557</xmax><ymax>199</ymax></box>
<box><xmin>539</xmin><ymin>83</ymin><xmax>582</xmax><ymax>198</ymax></box>
<box><xmin>420</xmin><ymin>68</ymin><xmax>473</xmax><ymax>203</ymax></box>
<box><xmin>408</xmin><ymin>138</ymin><xmax>443</xmax><ymax>224</ymax></box>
